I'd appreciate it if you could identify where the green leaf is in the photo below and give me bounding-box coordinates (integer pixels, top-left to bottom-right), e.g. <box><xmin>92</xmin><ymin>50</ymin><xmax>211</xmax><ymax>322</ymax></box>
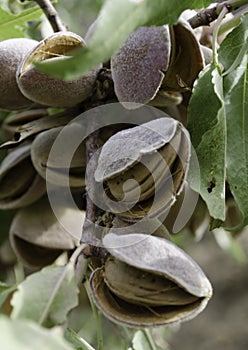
<box><xmin>0</xmin><ymin>0</ymin><xmax>11</xmax><ymax>12</ymax></box>
<box><xmin>225</xmin><ymin>56</ymin><xmax>248</xmax><ymax>228</ymax></box>
<box><xmin>132</xmin><ymin>330</ymin><xmax>161</xmax><ymax>350</ymax></box>
<box><xmin>215</xmin><ymin>13</ymin><xmax>248</xmax><ymax>229</ymax></box>
<box><xmin>132</xmin><ymin>330</ymin><xmax>151</xmax><ymax>350</ymax></box>
<box><xmin>11</xmin><ymin>265</ymin><xmax>79</xmax><ymax>327</ymax></box>
<box><xmin>0</xmin><ymin>282</ymin><xmax>16</xmax><ymax>308</ymax></box>
<box><xmin>37</xmin><ymin>0</ymin><xmax>212</xmax><ymax>80</ymax></box>
<box><xmin>188</xmin><ymin>64</ymin><xmax>226</xmax><ymax>221</ymax></box>
<box><xmin>189</xmin><ymin>14</ymin><xmax>248</xmax><ymax>225</ymax></box>
<box><xmin>0</xmin><ymin>315</ymin><xmax>73</xmax><ymax>350</ymax></box>
<box><xmin>65</xmin><ymin>328</ymin><xmax>96</xmax><ymax>350</ymax></box>
<box><xmin>219</xmin><ymin>13</ymin><xmax>248</xmax><ymax>73</ymax></box>
<box><xmin>0</xmin><ymin>6</ymin><xmax>43</xmax><ymax>40</ymax></box>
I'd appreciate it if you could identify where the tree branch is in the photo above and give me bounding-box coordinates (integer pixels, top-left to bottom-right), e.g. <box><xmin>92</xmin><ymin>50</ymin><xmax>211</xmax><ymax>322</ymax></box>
<box><xmin>34</xmin><ymin>0</ymin><xmax>67</xmax><ymax>32</ymax></box>
<box><xmin>84</xmin><ymin>128</ymin><xmax>100</xmax><ymax>230</ymax></box>
<box><xmin>81</xmin><ymin>108</ymin><xmax>109</xmax><ymax>259</ymax></box>
<box><xmin>188</xmin><ymin>0</ymin><xmax>248</xmax><ymax>28</ymax></box>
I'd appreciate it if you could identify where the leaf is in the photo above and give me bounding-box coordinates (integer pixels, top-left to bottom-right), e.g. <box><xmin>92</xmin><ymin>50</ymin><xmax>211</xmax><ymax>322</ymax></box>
<box><xmin>0</xmin><ymin>282</ymin><xmax>16</xmax><ymax>308</ymax></box>
<box><xmin>0</xmin><ymin>6</ymin><xmax>43</xmax><ymax>40</ymax></box>
<box><xmin>188</xmin><ymin>14</ymin><xmax>248</xmax><ymax>225</ymax></box>
<box><xmin>0</xmin><ymin>315</ymin><xmax>73</xmax><ymax>350</ymax></box>
<box><xmin>132</xmin><ymin>330</ymin><xmax>159</xmax><ymax>350</ymax></box>
<box><xmin>0</xmin><ymin>0</ymin><xmax>11</xmax><ymax>12</ymax></box>
<box><xmin>132</xmin><ymin>330</ymin><xmax>150</xmax><ymax>350</ymax></box>
<box><xmin>11</xmin><ymin>265</ymin><xmax>79</xmax><ymax>327</ymax></box>
<box><xmin>224</xmin><ymin>55</ymin><xmax>248</xmax><ymax>228</ymax></box>
<box><xmin>219</xmin><ymin>13</ymin><xmax>248</xmax><ymax>73</ymax></box>
<box><xmin>188</xmin><ymin>64</ymin><xmax>226</xmax><ymax>221</ymax></box>
<box><xmin>36</xmin><ymin>0</ymin><xmax>212</xmax><ymax>80</ymax></box>
<box><xmin>217</xmin><ymin>14</ymin><xmax>248</xmax><ymax>228</ymax></box>
<box><xmin>64</xmin><ymin>328</ymin><xmax>96</xmax><ymax>350</ymax></box>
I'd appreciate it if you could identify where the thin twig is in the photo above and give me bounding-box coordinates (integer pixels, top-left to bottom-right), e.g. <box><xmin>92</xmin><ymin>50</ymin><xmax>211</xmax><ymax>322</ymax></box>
<box><xmin>78</xmin><ymin>72</ymin><xmax>116</xmax><ymax>257</ymax></box>
<box><xmin>34</xmin><ymin>0</ymin><xmax>67</xmax><ymax>32</ymax></box>
<box><xmin>188</xmin><ymin>0</ymin><xmax>248</xmax><ymax>28</ymax></box>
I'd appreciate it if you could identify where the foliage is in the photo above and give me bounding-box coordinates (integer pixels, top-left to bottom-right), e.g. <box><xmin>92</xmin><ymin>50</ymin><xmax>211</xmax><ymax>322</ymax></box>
<box><xmin>0</xmin><ymin>5</ymin><xmax>43</xmax><ymax>39</ymax></box>
<box><xmin>0</xmin><ymin>315</ymin><xmax>74</xmax><ymax>350</ymax></box>
<box><xmin>11</xmin><ymin>265</ymin><xmax>79</xmax><ymax>326</ymax></box>
<box><xmin>188</xmin><ymin>13</ymin><xmax>248</xmax><ymax>227</ymax></box>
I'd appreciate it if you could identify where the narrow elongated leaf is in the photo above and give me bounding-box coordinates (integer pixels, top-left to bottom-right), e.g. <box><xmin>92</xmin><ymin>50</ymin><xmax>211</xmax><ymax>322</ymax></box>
<box><xmin>0</xmin><ymin>6</ymin><xmax>43</xmax><ymax>40</ymax></box>
<box><xmin>0</xmin><ymin>282</ymin><xmax>16</xmax><ymax>308</ymax></box>
<box><xmin>37</xmin><ymin>0</ymin><xmax>212</xmax><ymax>79</ymax></box>
<box><xmin>0</xmin><ymin>315</ymin><xmax>73</xmax><ymax>350</ymax></box>
<box><xmin>132</xmin><ymin>330</ymin><xmax>152</xmax><ymax>350</ymax></box>
<box><xmin>219</xmin><ymin>13</ymin><xmax>248</xmax><ymax>72</ymax></box>
<box><xmin>189</xmin><ymin>14</ymin><xmax>248</xmax><ymax>225</ymax></box>
<box><xmin>217</xmin><ymin>13</ymin><xmax>248</xmax><ymax>228</ymax></box>
<box><xmin>132</xmin><ymin>330</ymin><xmax>162</xmax><ymax>350</ymax></box>
<box><xmin>64</xmin><ymin>328</ymin><xmax>95</xmax><ymax>350</ymax></box>
<box><xmin>188</xmin><ymin>64</ymin><xmax>226</xmax><ymax>221</ymax></box>
<box><xmin>188</xmin><ymin>65</ymin><xmax>222</xmax><ymax>147</ymax></box>
<box><xmin>225</xmin><ymin>56</ymin><xmax>248</xmax><ymax>228</ymax></box>
<box><xmin>11</xmin><ymin>265</ymin><xmax>79</xmax><ymax>327</ymax></box>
